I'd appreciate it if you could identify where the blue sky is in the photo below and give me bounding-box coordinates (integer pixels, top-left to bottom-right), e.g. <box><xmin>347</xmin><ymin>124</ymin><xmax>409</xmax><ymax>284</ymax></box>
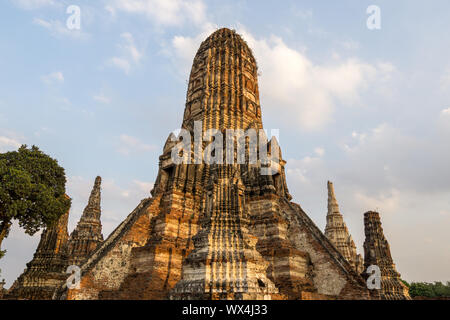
<box><xmin>1</xmin><ymin>0</ymin><xmax>450</xmax><ymax>287</ymax></box>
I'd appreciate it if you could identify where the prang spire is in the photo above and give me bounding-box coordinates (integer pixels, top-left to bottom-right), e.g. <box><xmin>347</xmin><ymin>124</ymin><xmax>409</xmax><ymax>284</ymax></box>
<box><xmin>325</xmin><ymin>181</ymin><xmax>363</xmax><ymax>274</ymax></box>
<box><xmin>182</xmin><ymin>28</ymin><xmax>263</xmax><ymax>133</ymax></box>
<box><xmin>6</xmin><ymin>196</ymin><xmax>71</xmax><ymax>300</ymax></box>
<box><xmin>66</xmin><ymin>176</ymin><xmax>104</xmax><ymax>267</ymax></box>
<box><xmin>81</xmin><ymin>176</ymin><xmax>102</xmax><ymax>220</ymax></box>
<box><xmin>363</xmin><ymin>211</ymin><xmax>411</xmax><ymax>300</ymax></box>
<box><xmin>327</xmin><ymin>180</ymin><xmax>340</xmax><ymax>216</ymax></box>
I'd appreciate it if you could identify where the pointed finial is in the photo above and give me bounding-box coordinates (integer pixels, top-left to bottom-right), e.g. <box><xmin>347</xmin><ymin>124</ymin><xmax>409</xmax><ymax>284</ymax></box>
<box><xmin>327</xmin><ymin>181</ymin><xmax>336</xmax><ymax>197</ymax></box>
<box><xmin>327</xmin><ymin>180</ymin><xmax>340</xmax><ymax>216</ymax></box>
<box><xmin>80</xmin><ymin>176</ymin><xmax>102</xmax><ymax>220</ymax></box>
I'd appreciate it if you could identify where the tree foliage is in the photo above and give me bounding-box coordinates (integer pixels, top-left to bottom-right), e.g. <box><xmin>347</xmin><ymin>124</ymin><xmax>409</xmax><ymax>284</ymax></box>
<box><xmin>409</xmin><ymin>282</ymin><xmax>450</xmax><ymax>298</ymax></box>
<box><xmin>0</xmin><ymin>145</ymin><xmax>71</xmax><ymax>256</ymax></box>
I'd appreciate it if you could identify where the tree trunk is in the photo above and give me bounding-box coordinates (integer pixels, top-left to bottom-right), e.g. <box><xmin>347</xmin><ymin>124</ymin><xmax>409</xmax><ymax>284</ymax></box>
<box><xmin>0</xmin><ymin>221</ymin><xmax>12</xmax><ymax>256</ymax></box>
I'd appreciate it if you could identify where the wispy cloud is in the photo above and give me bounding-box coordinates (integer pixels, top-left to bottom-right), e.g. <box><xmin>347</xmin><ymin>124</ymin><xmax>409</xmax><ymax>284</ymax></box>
<box><xmin>107</xmin><ymin>33</ymin><xmax>143</xmax><ymax>74</ymax></box>
<box><xmin>107</xmin><ymin>57</ymin><xmax>131</xmax><ymax>74</ymax></box>
<box><xmin>0</xmin><ymin>135</ymin><xmax>21</xmax><ymax>152</ymax></box>
<box><xmin>239</xmin><ymin>29</ymin><xmax>393</xmax><ymax>131</ymax></box>
<box><xmin>108</xmin><ymin>0</ymin><xmax>207</xmax><ymax>27</ymax></box>
<box><xmin>93</xmin><ymin>93</ymin><xmax>111</xmax><ymax>104</ymax></box>
<box><xmin>314</xmin><ymin>147</ymin><xmax>325</xmax><ymax>157</ymax></box>
<box><xmin>170</xmin><ymin>26</ymin><xmax>394</xmax><ymax>131</ymax></box>
<box><xmin>132</xmin><ymin>180</ymin><xmax>154</xmax><ymax>193</ymax></box>
<box><xmin>33</xmin><ymin>17</ymin><xmax>89</xmax><ymax>39</ymax></box>
<box><xmin>41</xmin><ymin>71</ymin><xmax>64</xmax><ymax>84</ymax></box>
<box><xmin>116</xmin><ymin>134</ymin><xmax>156</xmax><ymax>155</ymax></box>
<box><xmin>168</xmin><ymin>22</ymin><xmax>216</xmax><ymax>76</ymax></box>
<box><xmin>120</xmin><ymin>32</ymin><xmax>143</xmax><ymax>63</ymax></box>
<box><xmin>12</xmin><ymin>0</ymin><xmax>57</xmax><ymax>10</ymax></box>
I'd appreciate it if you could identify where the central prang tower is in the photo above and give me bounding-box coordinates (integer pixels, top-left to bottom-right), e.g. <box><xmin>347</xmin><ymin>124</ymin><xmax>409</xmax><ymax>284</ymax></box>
<box><xmin>57</xmin><ymin>29</ymin><xmax>371</xmax><ymax>300</ymax></box>
<box><xmin>182</xmin><ymin>28</ymin><xmax>263</xmax><ymax>132</ymax></box>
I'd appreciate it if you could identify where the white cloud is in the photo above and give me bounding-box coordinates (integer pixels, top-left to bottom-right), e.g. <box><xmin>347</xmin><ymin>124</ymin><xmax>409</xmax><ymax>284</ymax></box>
<box><xmin>165</xmin><ymin>22</ymin><xmax>217</xmax><ymax>77</ymax></box>
<box><xmin>0</xmin><ymin>136</ymin><xmax>21</xmax><ymax>152</ymax></box>
<box><xmin>33</xmin><ymin>17</ymin><xmax>51</xmax><ymax>28</ymax></box>
<box><xmin>120</xmin><ymin>32</ymin><xmax>143</xmax><ymax>63</ymax></box>
<box><xmin>13</xmin><ymin>0</ymin><xmax>57</xmax><ymax>10</ymax></box>
<box><xmin>133</xmin><ymin>180</ymin><xmax>154</xmax><ymax>193</ymax></box>
<box><xmin>41</xmin><ymin>71</ymin><xmax>64</xmax><ymax>84</ymax></box>
<box><xmin>109</xmin><ymin>0</ymin><xmax>206</xmax><ymax>26</ymax></box>
<box><xmin>351</xmin><ymin>131</ymin><xmax>367</xmax><ymax>143</ymax></box>
<box><xmin>116</xmin><ymin>134</ymin><xmax>156</xmax><ymax>155</ymax></box>
<box><xmin>314</xmin><ymin>147</ymin><xmax>325</xmax><ymax>157</ymax></box>
<box><xmin>33</xmin><ymin>18</ymin><xmax>89</xmax><ymax>39</ymax></box>
<box><xmin>441</xmin><ymin>107</ymin><xmax>450</xmax><ymax>116</ymax></box>
<box><xmin>107</xmin><ymin>57</ymin><xmax>131</xmax><ymax>74</ymax></box>
<box><xmin>171</xmin><ymin>27</ymin><xmax>393</xmax><ymax>131</ymax></box>
<box><xmin>93</xmin><ymin>93</ymin><xmax>111</xmax><ymax>104</ymax></box>
<box><xmin>107</xmin><ymin>33</ymin><xmax>143</xmax><ymax>74</ymax></box>
<box><xmin>238</xmin><ymin>29</ymin><xmax>391</xmax><ymax>131</ymax></box>
<box><xmin>286</xmin><ymin>149</ymin><xmax>325</xmax><ymax>185</ymax></box>
<box><xmin>353</xmin><ymin>188</ymin><xmax>402</xmax><ymax>214</ymax></box>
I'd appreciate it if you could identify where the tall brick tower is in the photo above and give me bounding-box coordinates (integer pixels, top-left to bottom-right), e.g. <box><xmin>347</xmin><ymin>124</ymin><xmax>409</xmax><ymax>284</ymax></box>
<box><xmin>7</xmin><ymin>197</ymin><xmax>70</xmax><ymax>300</ymax></box>
<box><xmin>56</xmin><ymin>29</ymin><xmax>371</xmax><ymax>300</ymax></box>
<box><xmin>325</xmin><ymin>181</ymin><xmax>364</xmax><ymax>274</ymax></box>
<box><xmin>66</xmin><ymin>176</ymin><xmax>103</xmax><ymax>267</ymax></box>
<box><xmin>363</xmin><ymin>211</ymin><xmax>411</xmax><ymax>300</ymax></box>
<box><xmin>181</xmin><ymin>28</ymin><xmax>263</xmax><ymax>132</ymax></box>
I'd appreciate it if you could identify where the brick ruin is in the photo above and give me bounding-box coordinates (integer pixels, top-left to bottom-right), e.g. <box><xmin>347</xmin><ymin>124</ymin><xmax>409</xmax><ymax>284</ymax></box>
<box><xmin>363</xmin><ymin>211</ymin><xmax>411</xmax><ymax>300</ymax></box>
<box><xmin>6</xmin><ymin>197</ymin><xmax>71</xmax><ymax>300</ymax></box>
<box><xmin>6</xmin><ymin>178</ymin><xmax>104</xmax><ymax>300</ymax></box>
<box><xmin>66</xmin><ymin>176</ymin><xmax>104</xmax><ymax>267</ymax></box>
<box><xmin>324</xmin><ymin>181</ymin><xmax>364</xmax><ymax>274</ymax></box>
<box><xmin>4</xmin><ymin>28</ymin><xmax>410</xmax><ymax>300</ymax></box>
<box><xmin>0</xmin><ymin>279</ymin><xmax>5</xmax><ymax>299</ymax></box>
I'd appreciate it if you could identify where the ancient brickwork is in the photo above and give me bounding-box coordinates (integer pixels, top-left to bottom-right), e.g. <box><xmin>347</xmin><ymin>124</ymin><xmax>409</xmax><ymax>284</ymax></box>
<box><xmin>6</xmin><ymin>200</ymin><xmax>70</xmax><ymax>300</ymax></box>
<box><xmin>53</xmin><ymin>28</ymin><xmax>373</xmax><ymax>300</ymax></box>
<box><xmin>284</xmin><ymin>201</ymin><xmax>370</xmax><ymax>299</ymax></box>
<box><xmin>0</xmin><ymin>279</ymin><xmax>5</xmax><ymax>299</ymax></box>
<box><xmin>182</xmin><ymin>28</ymin><xmax>262</xmax><ymax>132</ymax></box>
<box><xmin>170</xmin><ymin>166</ymin><xmax>281</xmax><ymax>300</ymax></box>
<box><xmin>324</xmin><ymin>181</ymin><xmax>364</xmax><ymax>274</ymax></box>
<box><xmin>57</xmin><ymin>197</ymin><xmax>157</xmax><ymax>300</ymax></box>
<box><xmin>363</xmin><ymin>211</ymin><xmax>411</xmax><ymax>300</ymax></box>
<box><xmin>66</xmin><ymin>176</ymin><xmax>104</xmax><ymax>267</ymax></box>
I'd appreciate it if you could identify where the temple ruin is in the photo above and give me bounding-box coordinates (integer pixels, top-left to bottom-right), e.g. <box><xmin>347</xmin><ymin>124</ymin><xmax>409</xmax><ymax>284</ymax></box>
<box><xmin>324</xmin><ymin>181</ymin><xmax>364</xmax><ymax>274</ymax></box>
<box><xmin>363</xmin><ymin>211</ymin><xmax>411</xmax><ymax>300</ymax></box>
<box><xmin>4</xmin><ymin>28</ymin><xmax>410</xmax><ymax>300</ymax></box>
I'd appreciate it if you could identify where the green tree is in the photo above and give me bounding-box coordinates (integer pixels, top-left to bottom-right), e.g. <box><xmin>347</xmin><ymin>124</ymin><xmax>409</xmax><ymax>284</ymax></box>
<box><xmin>409</xmin><ymin>282</ymin><xmax>434</xmax><ymax>297</ymax></box>
<box><xmin>408</xmin><ymin>282</ymin><xmax>450</xmax><ymax>298</ymax></box>
<box><xmin>0</xmin><ymin>145</ymin><xmax>71</xmax><ymax>257</ymax></box>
